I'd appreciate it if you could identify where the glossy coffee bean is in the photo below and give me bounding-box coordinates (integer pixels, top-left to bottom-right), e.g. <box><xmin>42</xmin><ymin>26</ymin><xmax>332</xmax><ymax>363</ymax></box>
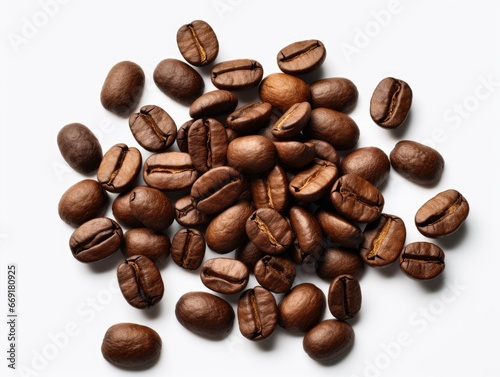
<box><xmin>227</xmin><ymin>135</ymin><xmax>277</xmax><ymax>175</ymax></box>
<box><xmin>176</xmin><ymin>20</ymin><xmax>218</xmax><ymax>66</ymax></box>
<box><xmin>57</xmin><ymin>123</ymin><xmax>102</xmax><ymax>174</ymax></box>
<box><xmin>288</xmin><ymin>206</ymin><xmax>324</xmax><ymax>265</ymax></box>
<box><xmin>97</xmin><ymin>143</ymin><xmax>142</xmax><ymax>193</ymax></box>
<box><xmin>309</xmin><ymin>77</ymin><xmax>358</xmax><ymax>113</ymax></box>
<box><xmin>274</xmin><ymin>140</ymin><xmax>316</xmax><ymax>169</ymax></box>
<box><xmin>174</xmin><ymin>195</ymin><xmax>211</xmax><ymax>227</ymax></box>
<box><xmin>316</xmin><ymin>209</ymin><xmax>364</xmax><ymax>248</ymax></box>
<box><xmin>189</xmin><ymin>89</ymin><xmax>238</xmax><ymax>119</ymax></box>
<box><xmin>117</xmin><ymin>255</ymin><xmax>164</xmax><ymax>309</ymax></box>
<box><xmin>171</xmin><ymin>228</ymin><xmax>205</xmax><ymax>270</ymax></box>
<box><xmin>259</xmin><ymin>72</ymin><xmax>310</xmax><ymax>113</ymax></box>
<box><xmin>306</xmin><ymin>138</ymin><xmax>340</xmax><ymax>166</ymax></box>
<box><xmin>245</xmin><ymin>208</ymin><xmax>293</xmax><ymax>255</ymax></box>
<box><xmin>200</xmin><ymin>257</ymin><xmax>249</xmax><ymax>294</ymax></box>
<box><xmin>390</xmin><ymin>140</ymin><xmax>445</xmax><ymax>185</ymax></box>
<box><xmin>340</xmin><ymin>146</ymin><xmax>391</xmax><ymax>188</ymax></box>
<box><xmin>271</xmin><ymin>102</ymin><xmax>311</xmax><ymax>140</ymax></box>
<box><xmin>176</xmin><ymin>119</ymin><xmax>194</xmax><ymax>153</ymax></box>
<box><xmin>129</xmin><ymin>105</ymin><xmax>177</xmax><ymax>152</ymax></box>
<box><xmin>101</xmin><ymin>323</ymin><xmax>161</xmax><ymax>369</ymax></box>
<box><xmin>211</xmin><ymin>59</ymin><xmax>264</xmax><ymax>90</ymax></box>
<box><xmin>235</xmin><ymin>240</ymin><xmax>266</xmax><ymax>271</ymax></box>
<box><xmin>129</xmin><ymin>186</ymin><xmax>174</xmax><ymax>232</ymax></box>
<box><xmin>303</xmin><ymin>319</ymin><xmax>355</xmax><ymax>362</ymax></box>
<box><xmin>277</xmin><ymin>39</ymin><xmax>326</xmax><ymax>75</ymax></box>
<box><xmin>175</xmin><ymin>291</ymin><xmax>234</xmax><ymax>339</ymax></box>
<box><xmin>226</xmin><ymin>101</ymin><xmax>273</xmax><ymax>134</ymax></box>
<box><xmin>250</xmin><ymin>163</ymin><xmax>290</xmax><ymax>213</ymax></box>
<box><xmin>69</xmin><ymin>217</ymin><xmax>123</xmax><ymax>263</ymax></box>
<box><xmin>122</xmin><ymin>228</ymin><xmax>171</xmax><ymax>264</ymax></box>
<box><xmin>143</xmin><ymin>151</ymin><xmax>198</xmax><ymax>191</ymax></box>
<box><xmin>254</xmin><ymin>255</ymin><xmax>296</xmax><ymax>294</ymax></box>
<box><xmin>328</xmin><ymin>274</ymin><xmax>362</xmax><ymax>320</ymax></box>
<box><xmin>399</xmin><ymin>242</ymin><xmax>445</xmax><ymax>280</ymax></box>
<box><xmin>316</xmin><ymin>247</ymin><xmax>364</xmax><ymax>281</ymax></box>
<box><xmin>370</xmin><ymin>77</ymin><xmax>412</xmax><ymax>128</ymax></box>
<box><xmin>112</xmin><ymin>189</ymin><xmax>143</xmax><ymax>228</ymax></box>
<box><xmin>289</xmin><ymin>158</ymin><xmax>339</xmax><ymax>203</ymax></box>
<box><xmin>237</xmin><ymin>286</ymin><xmax>278</xmax><ymax>341</ymax></box>
<box><xmin>100</xmin><ymin>61</ymin><xmax>144</xmax><ymax>116</ymax></box>
<box><xmin>415</xmin><ymin>189</ymin><xmax>469</xmax><ymax>238</ymax></box>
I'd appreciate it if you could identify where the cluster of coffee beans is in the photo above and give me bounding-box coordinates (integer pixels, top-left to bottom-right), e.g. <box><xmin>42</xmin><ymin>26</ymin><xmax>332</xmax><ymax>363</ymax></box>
<box><xmin>57</xmin><ymin>19</ymin><xmax>469</xmax><ymax>368</ymax></box>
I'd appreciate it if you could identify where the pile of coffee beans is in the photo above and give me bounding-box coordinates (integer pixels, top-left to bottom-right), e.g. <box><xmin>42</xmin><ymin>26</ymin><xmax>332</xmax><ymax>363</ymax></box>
<box><xmin>57</xmin><ymin>19</ymin><xmax>469</xmax><ymax>368</ymax></box>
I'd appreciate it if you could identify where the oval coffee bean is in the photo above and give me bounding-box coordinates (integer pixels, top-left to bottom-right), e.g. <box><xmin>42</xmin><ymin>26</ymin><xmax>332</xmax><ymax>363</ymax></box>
<box><xmin>250</xmin><ymin>163</ymin><xmax>290</xmax><ymax>214</ymax></box>
<box><xmin>415</xmin><ymin>189</ymin><xmax>469</xmax><ymax>238</ymax></box>
<box><xmin>176</xmin><ymin>20</ymin><xmax>218</xmax><ymax>66</ymax></box>
<box><xmin>245</xmin><ymin>208</ymin><xmax>293</xmax><ymax>255</ymax></box>
<box><xmin>189</xmin><ymin>89</ymin><xmax>238</xmax><ymax>119</ymax></box>
<box><xmin>330</xmin><ymin>174</ymin><xmax>385</xmax><ymax>223</ymax></box>
<box><xmin>235</xmin><ymin>240</ymin><xmax>266</xmax><ymax>271</ymax></box>
<box><xmin>360</xmin><ymin>214</ymin><xmax>406</xmax><ymax>267</ymax></box>
<box><xmin>370</xmin><ymin>77</ymin><xmax>412</xmax><ymax>128</ymax></box>
<box><xmin>129</xmin><ymin>186</ymin><xmax>174</xmax><ymax>232</ymax></box>
<box><xmin>227</xmin><ymin>135</ymin><xmax>277</xmax><ymax>175</ymax></box>
<box><xmin>174</xmin><ymin>195</ymin><xmax>211</xmax><ymax>227</ymax></box>
<box><xmin>143</xmin><ymin>151</ymin><xmax>198</xmax><ymax>191</ymax></box>
<box><xmin>101</xmin><ymin>323</ymin><xmax>161</xmax><ymax>369</ymax></box>
<box><xmin>175</xmin><ymin>291</ymin><xmax>234</xmax><ymax>339</ymax></box>
<box><xmin>316</xmin><ymin>209</ymin><xmax>364</xmax><ymax>248</ymax></box>
<box><xmin>226</xmin><ymin>101</ymin><xmax>273</xmax><ymax>134</ymax></box>
<box><xmin>254</xmin><ymin>255</ymin><xmax>296</xmax><ymax>294</ymax></box>
<box><xmin>69</xmin><ymin>217</ymin><xmax>123</xmax><ymax>263</ymax></box>
<box><xmin>390</xmin><ymin>140</ymin><xmax>445</xmax><ymax>185</ymax></box>
<box><xmin>316</xmin><ymin>247</ymin><xmax>364</xmax><ymax>281</ymax></box>
<box><xmin>309</xmin><ymin>77</ymin><xmax>358</xmax><ymax>112</ymax></box>
<box><xmin>259</xmin><ymin>72</ymin><xmax>310</xmax><ymax>113</ymax></box>
<box><xmin>97</xmin><ymin>143</ymin><xmax>142</xmax><ymax>193</ymax></box>
<box><xmin>307</xmin><ymin>138</ymin><xmax>340</xmax><ymax>166</ymax></box>
<box><xmin>277</xmin><ymin>39</ymin><xmax>326</xmax><ymax>75</ymax></box>
<box><xmin>171</xmin><ymin>228</ymin><xmax>205</xmax><ymax>270</ymax></box>
<box><xmin>328</xmin><ymin>274</ymin><xmax>362</xmax><ymax>320</ymax></box>
<box><xmin>274</xmin><ymin>140</ymin><xmax>316</xmax><ymax>169</ymax></box>
<box><xmin>288</xmin><ymin>206</ymin><xmax>324</xmax><ymax>265</ymax></box>
<box><xmin>200</xmin><ymin>257</ymin><xmax>249</xmax><ymax>294</ymax></box>
<box><xmin>399</xmin><ymin>242</ymin><xmax>445</xmax><ymax>280</ymax></box>
<box><xmin>303</xmin><ymin>319</ymin><xmax>355</xmax><ymax>362</ymax></box>
<box><xmin>122</xmin><ymin>228</ymin><xmax>171</xmax><ymax>263</ymax></box>
<box><xmin>112</xmin><ymin>189</ymin><xmax>143</xmax><ymax>228</ymax></box>
<box><xmin>289</xmin><ymin>158</ymin><xmax>339</xmax><ymax>203</ymax></box>
<box><xmin>176</xmin><ymin>119</ymin><xmax>194</xmax><ymax>153</ymax></box>
<box><xmin>117</xmin><ymin>255</ymin><xmax>164</xmax><ymax>309</ymax></box>
<box><xmin>271</xmin><ymin>102</ymin><xmax>311</xmax><ymax>140</ymax></box>
<box><xmin>340</xmin><ymin>146</ymin><xmax>391</xmax><ymax>188</ymax></box>
<box><xmin>100</xmin><ymin>61</ymin><xmax>145</xmax><ymax>116</ymax></box>
<box><xmin>58</xmin><ymin>179</ymin><xmax>108</xmax><ymax>227</ymax></box>
<box><xmin>211</xmin><ymin>59</ymin><xmax>264</xmax><ymax>90</ymax></box>
<box><xmin>129</xmin><ymin>105</ymin><xmax>177</xmax><ymax>152</ymax></box>
<box><xmin>57</xmin><ymin>123</ymin><xmax>102</xmax><ymax>174</ymax></box>
<box><xmin>237</xmin><ymin>286</ymin><xmax>278</xmax><ymax>341</ymax></box>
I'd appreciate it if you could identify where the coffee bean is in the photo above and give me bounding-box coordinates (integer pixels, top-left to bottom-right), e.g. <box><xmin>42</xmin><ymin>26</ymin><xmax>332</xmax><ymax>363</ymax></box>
<box><xmin>274</xmin><ymin>140</ymin><xmax>316</xmax><ymax>169</ymax></box>
<box><xmin>211</xmin><ymin>59</ymin><xmax>264</xmax><ymax>90</ymax></box>
<box><xmin>328</xmin><ymin>274</ymin><xmax>362</xmax><ymax>320</ymax></box>
<box><xmin>289</xmin><ymin>158</ymin><xmax>339</xmax><ymax>203</ymax></box>
<box><xmin>174</xmin><ymin>195</ymin><xmax>212</xmax><ymax>227</ymax></box>
<box><xmin>235</xmin><ymin>240</ymin><xmax>266</xmax><ymax>271</ymax></box>
<box><xmin>200</xmin><ymin>257</ymin><xmax>249</xmax><ymax>294</ymax></box>
<box><xmin>97</xmin><ymin>143</ymin><xmax>142</xmax><ymax>193</ymax></box>
<box><xmin>237</xmin><ymin>286</ymin><xmax>278</xmax><ymax>341</ymax></box>
<box><xmin>57</xmin><ymin>123</ymin><xmax>102</xmax><ymax>174</ymax></box>
<box><xmin>399</xmin><ymin>242</ymin><xmax>445</xmax><ymax>280</ymax></box>
<box><xmin>227</xmin><ymin>135</ymin><xmax>277</xmax><ymax>174</ymax></box>
<box><xmin>254</xmin><ymin>255</ymin><xmax>296</xmax><ymax>293</ymax></box>
<box><xmin>316</xmin><ymin>247</ymin><xmax>364</xmax><ymax>281</ymax></box>
<box><xmin>306</xmin><ymin>138</ymin><xmax>340</xmax><ymax>166</ymax></box>
<box><xmin>100</xmin><ymin>61</ymin><xmax>145</xmax><ymax>116</ymax></box>
<box><xmin>101</xmin><ymin>323</ymin><xmax>161</xmax><ymax>369</ymax></box>
<box><xmin>303</xmin><ymin>319</ymin><xmax>354</xmax><ymax>362</ymax></box>
<box><xmin>250</xmin><ymin>163</ymin><xmax>290</xmax><ymax>213</ymax></box>
<box><xmin>129</xmin><ymin>186</ymin><xmax>174</xmax><ymax>232</ymax></box>
<box><xmin>277</xmin><ymin>39</ymin><xmax>326</xmax><ymax>75</ymax></box>
<box><xmin>340</xmin><ymin>146</ymin><xmax>390</xmax><ymax>188</ymax></box>
<box><xmin>176</xmin><ymin>20</ymin><xmax>219</xmax><ymax>66</ymax></box>
<box><xmin>175</xmin><ymin>291</ymin><xmax>234</xmax><ymax>339</ymax></box>
<box><xmin>69</xmin><ymin>217</ymin><xmax>123</xmax><ymax>263</ymax></box>
<box><xmin>226</xmin><ymin>101</ymin><xmax>273</xmax><ymax>134</ymax></box>
<box><xmin>143</xmin><ymin>151</ymin><xmax>198</xmax><ymax>191</ymax></box>
<box><xmin>259</xmin><ymin>72</ymin><xmax>310</xmax><ymax>113</ymax></box>
<box><xmin>129</xmin><ymin>105</ymin><xmax>177</xmax><ymax>152</ymax></box>
<box><xmin>316</xmin><ymin>209</ymin><xmax>364</xmax><ymax>248</ymax></box>
<box><xmin>370</xmin><ymin>77</ymin><xmax>412</xmax><ymax>129</ymax></box>
<box><xmin>171</xmin><ymin>228</ymin><xmax>205</xmax><ymax>270</ymax></box>
<box><xmin>271</xmin><ymin>102</ymin><xmax>311</xmax><ymax>140</ymax></box>
<box><xmin>117</xmin><ymin>255</ymin><xmax>164</xmax><ymax>309</ymax></box>
<box><xmin>309</xmin><ymin>77</ymin><xmax>358</xmax><ymax>113</ymax></box>
<box><xmin>245</xmin><ymin>208</ymin><xmax>293</xmax><ymax>255</ymax></box>
<box><xmin>122</xmin><ymin>228</ymin><xmax>171</xmax><ymax>264</ymax></box>
<box><xmin>189</xmin><ymin>89</ymin><xmax>238</xmax><ymax>119</ymax></box>
<box><xmin>390</xmin><ymin>140</ymin><xmax>445</xmax><ymax>185</ymax></box>
<box><xmin>176</xmin><ymin>119</ymin><xmax>194</xmax><ymax>153</ymax></box>
<box><xmin>417</xmin><ymin>189</ymin><xmax>469</xmax><ymax>239</ymax></box>
<box><xmin>288</xmin><ymin>205</ymin><xmax>324</xmax><ymax>265</ymax></box>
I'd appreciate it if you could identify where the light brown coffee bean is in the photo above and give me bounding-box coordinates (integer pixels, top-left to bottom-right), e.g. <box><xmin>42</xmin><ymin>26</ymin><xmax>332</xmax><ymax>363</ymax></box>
<box><xmin>176</xmin><ymin>20</ymin><xmax>219</xmax><ymax>66</ymax></box>
<box><xmin>200</xmin><ymin>257</ymin><xmax>249</xmax><ymax>294</ymax></box>
<box><xmin>309</xmin><ymin>77</ymin><xmax>358</xmax><ymax>113</ymax></box>
<box><xmin>97</xmin><ymin>143</ymin><xmax>142</xmax><ymax>193</ymax></box>
<box><xmin>259</xmin><ymin>72</ymin><xmax>310</xmax><ymax>113</ymax></box>
<box><xmin>237</xmin><ymin>286</ymin><xmax>278</xmax><ymax>341</ymax></box>
<box><xmin>277</xmin><ymin>39</ymin><xmax>326</xmax><ymax>75</ymax></box>
<box><xmin>143</xmin><ymin>151</ymin><xmax>198</xmax><ymax>191</ymax></box>
<box><xmin>129</xmin><ymin>105</ymin><xmax>177</xmax><ymax>152</ymax></box>
<box><xmin>171</xmin><ymin>228</ymin><xmax>205</xmax><ymax>270</ymax></box>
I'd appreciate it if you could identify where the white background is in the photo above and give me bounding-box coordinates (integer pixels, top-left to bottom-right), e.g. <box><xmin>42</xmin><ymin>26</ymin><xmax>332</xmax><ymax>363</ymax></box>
<box><xmin>1</xmin><ymin>0</ymin><xmax>499</xmax><ymax>376</ymax></box>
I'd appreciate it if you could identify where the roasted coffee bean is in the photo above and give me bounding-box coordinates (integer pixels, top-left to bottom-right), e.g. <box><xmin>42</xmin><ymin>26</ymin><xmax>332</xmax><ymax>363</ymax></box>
<box><xmin>340</xmin><ymin>146</ymin><xmax>391</xmax><ymax>188</ymax></box>
<box><xmin>277</xmin><ymin>39</ymin><xmax>326</xmax><ymax>75</ymax></box>
<box><xmin>259</xmin><ymin>72</ymin><xmax>310</xmax><ymax>113</ymax></box>
<box><xmin>306</xmin><ymin>138</ymin><xmax>340</xmax><ymax>166</ymax></box>
<box><xmin>129</xmin><ymin>105</ymin><xmax>177</xmax><ymax>152</ymax></box>
<box><xmin>129</xmin><ymin>186</ymin><xmax>174</xmax><ymax>232</ymax></box>
<box><xmin>304</xmin><ymin>107</ymin><xmax>359</xmax><ymax>151</ymax></box>
<box><xmin>309</xmin><ymin>77</ymin><xmax>358</xmax><ymax>113</ymax></box>
<box><xmin>97</xmin><ymin>143</ymin><xmax>142</xmax><ymax>193</ymax></box>
<box><xmin>289</xmin><ymin>158</ymin><xmax>339</xmax><ymax>203</ymax></box>
<box><xmin>360</xmin><ymin>214</ymin><xmax>406</xmax><ymax>267</ymax></box>
<box><xmin>200</xmin><ymin>257</ymin><xmax>249</xmax><ymax>294</ymax></box>
<box><xmin>226</xmin><ymin>101</ymin><xmax>273</xmax><ymax>134</ymax></box>
<box><xmin>257</xmin><ymin>111</ymin><xmax>282</xmax><ymax>141</ymax></box>
<box><xmin>316</xmin><ymin>209</ymin><xmax>364</xmax><ymax>248</ymax></box>
<box><xmin>58</xmin><ymin>179</ymin><xmax>108</xmax><ymax>227</ymax></box>
<box><xmin>370</xmin><ymin>77</ymin><xmax>412</xmax><ymax>129</ymax></box>
<box><xmin>175</xmin><ymin>291</ymin><xmax>234</xmax><ymax>339</ymax></box>
<box><xmin>237</xmin><ymin>286</ymin><xmax>278</xmax><ymax>341</ymax></box>
<box><xmin>171</xmin><ymin>228</ymin><xmax>205</xmax><ymax>270</ymax></box>
<box><xmin>415</xmin><ymin>189</ymin><xmax>469</xmax><ymax>238</ymax></box>
<box><xmin>390</xmin><ymin>140</ymin><xmax>445</xmax><ymax>185</ymax></box>
<box><xmin>330</xmin><ymin>174</ymin><xmax>384</xmax><ymax>223</ymax></box>
<box><xmin>153</xmin><ymin>58</ymin><xmax>204</xmax><ymax>104</ymax></box>
<box><xmin>303</xmin><ymin>319</ymin><xmax>355</xmax><ymax>362</ymax></box>
<box><xmin>399</xmin><ymin>242</ymin><xmax>445</xmax><ymax>280</ymax></box>
<box><xmin>278</xmin><ymin>282</ymin><xmax>326</xmax><ymax>333</ymax></box>
<box><xmin>289</xmin><ymin>206</ymin><xmax>324</xmax><ymax>264</ymax></box>
<box><xmin>205</xmin><ymin>200</ymin><xmax>255</xmax><ymax>254</ymax></box>
<box><xmin>254</xmin><ymin>255</ymin><xmax>296</xmax><ymax>294</ymax></box>
<box><xmin>101</xmin><ymin>323</ymin><xmax>161</xmax><ymax>369</ymax></box>
<box><xmin>57</xmin><ymin>123</ymin><xmax>102</xmax><ymax>174</ymax></box>
<box><xmin>245</xmin><ymin>208</ymin><xmax>293</xmax><ymax>255</ymax></box>
<box><xmin>316</xmin><ymin>247</ymin><xmax>364</xmax><ymax>281</ymax></box>
<box><xmin>117</xmin><ymin>255</ymin><xmax>164</xmax><ymax>309</ymax></box>
<box><xmin>250</xmin><ymin>163</ymin><xmax>290</xmax><ymax>213</ymax></box>
<box><xmin>235</xmin><ymin>239</ymin><xmax>266</xmax><ymax>271</ymax></box>
<box><xmin>271</xmin><ymin>102</ymin><xmax>311</xmax><ymax>140</ymax></box>
<box><xmin>176</xmin><ymin>119</ymin><xmax>194</xmax><ymax>153</ymax></box>
<box><xmin>227</xmin><ymin>135</ymin><xmax>277</xmax><ymax>174</ymax></box>
<box><xmin>122</xmin><ymin>228</ymin><xmax>171</xmax><ymax>263</ymax></box>
<box><xmin>174</xmin><ymin>195</ymin><xmax>212</xmax><ymax>227</ymax></box>
<box><xmin>211</xmin><ymin>59</ymin><xmax>264</xmax><ymax>90</ymax></box>
<box><xmin>274</xmin><ymin>140</ymin><xmax>316</xmax><ymax>169</ymax></box>
<box><xmin>187</xmin><ymin>117</ymin><xmax>228</xmax><ymax>174</ymax></box>
<box><xmin>176</xmin><ymin>20</ymin><xmax>219</xmax><ymax>66</ymax></box>
<box><xmin>69</xmin><ymin>217</ymin><xmax>123</xmax><ymax>263</ymax></box>
<box><xmin>191</xmin><ymin>166</ymin><xmax>243</xmax><ymax>214</ymax></box>
<box><xmin>143</xmin><ymin>151</ymin><xmax>198</xmax><ymax>191</ymax></box>
<box><xmin>189</xmin><ymin>89</ymin><xmax>238</xmax><ymax>119</ymax></box>
<box><xmin>328</xmin><ymin>274</ymin><xmax>362</xmax><ymax>320</ymax></box>
<box><xmin>100</xmin><ymin>61</ymin><xmax>145</xmax><ymax>116</ymax></box>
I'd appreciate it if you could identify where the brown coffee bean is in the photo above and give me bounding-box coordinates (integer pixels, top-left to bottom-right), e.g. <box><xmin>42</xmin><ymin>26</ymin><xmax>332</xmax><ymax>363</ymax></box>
<box><xmin>259</xmin><ymin>72</ymin><xmax>310</xmax><ymax>113</ymax></box>
<box><xmin>340</xmin><ymin>146</ymin><xmax>391</xmax><ymax>188</ymax></box>
<box><xmin>101</xmin><ymin>323</ymin><xmax>161</xmax><ymax>369</ymax></box>
<box><xmin>415</xmin><ymin>189</ymin><xmax>469</xmax><ymax>238</ymax></box>
<box><xmin>237</xmin><ymin>286</ymin><xmax>278</xmax><ymax>341</ymax></box>
<box><xmin>303</xmin><ymin>319</ymin><xmax>355</xmax><ymax>362</ymax></box>
<box><xmin>226</xmin><ymin>101</ymin><xmax>273</xmax><ymax>134</ymax></box>
<box><xmin>250</xmin><ymin>163</ymin><xmax>290</xmax><ymax>214</ymax></box>
<box><xmin>189</xmin><ymin>89</ymin><xmax>238</xmax><ymax>119</ymax></box>
<box><xmin>288</xmin><ymin>206</ymin><xmax>324</xmax><ymax>265</ymax></box>
<box><xmin>289</xmin><ymin>158</ymin><xmax>339</xmax><ymax>203</ymax></box>
<box><xmin>227</xmin><ymin>134</ymin><xmax>277</xmax><ymax>175</ymax></box>
<box><xmin>316</xmin><ymin>247</ymin><xmax>364</xmax><ymax>281</ymax></box>
<box><xmin>235</xmin><ymin>240</ymin><xmax>266</xmax><ymax>271</ymax></box>
<box><xmin>200</xmin><ymin>257</ymin><xmax>249</xmax><ymax>294</ymax></box>
<box><xmin>171</xmin><ymin>228</ymin><xmax>205</xmax><ymax>270</ymax></box>
<box><xmin>143</xmin><ymin>151</ymin><xmax>198</xmax><ymax>191</ymax></box>
<box><xmin>390</xmin><ymin>140</ymin><xmax>445</xmax><ymax>185</ymax></box>
<box><xmin>174</xmin><ymin>195</ymin><xmax>212</xmax><ymax>227</ymax></box>
<box><xmin>117</xmin><ymin>255</ymin><xmax>164</xmax><ymax>309</ymax></box>
<box><xmin>211</xmin><ymin>59</ymin><xmax>264</xmax><ymax>90</ymax></box>
<box><xmin>122</xmin><ymin>228</ymin><xmax>171</xmax><ymax>263</ymax></box>
<box><xmin>175</xmin><ymin>291</ymin><xmax>234</xmax><ymax>339</ymax></box>
<box><xmin>245</xmin><ymin>208</ymin><xmax>293</xmax><ymax>255</ymax></box>
<box><xmin>271</xmin><ymin>102</ymin><xmax>311</xmax><ymax>140</ymax></box>
<box><xmin>129</xmin><ymin>105</ymin><xmax>177</xmax><ymax>152</ymax></box>
<box><xmin>370</xmin><ymin>77</ymin><xmax>412</xmax><ymax>128</ymax></box>
<box><xmin>69</xmin><ymin>217</ymin><xmax>123</xmax><ymax>263</ymax></box>
<box><xmin>309</xmin><ymin>77</ymin><xmax>358</xmax><ymax>113</ymax></box>
<box><xmin>399</xmin><ymin>242</ymin><xmax>445</xmax><ymax>280</ymax></box>
<box><xmin>176</xmin><ymin>20</ymin><xmax>219</xmax><ymax>66</ymax></box>
<box><xmin>253</xmin><ymin>255</ymin><xmax>296</xmax><ymax>294</ymax></box>
<box><xmin>274</xmin><ymin>140</ymin><xmax>317</xmax><ymax>169</ymax></box>
<box><xmin>97</xmin><ymin>143</ymin><xmax>142</xmax><ymax>193</ymax></box>
<box><xmin>328</xmin><ymin>274</ymin><xmax>362</xmax><ymax>320</ymax></box>
<box><xmin>129</xmin><ymin>186</ymin><xmax>174</xmax><ymax>232</ymax></box>
<box><xmin>57</xmin><ymin>123</ymin><xmax>102</xmax><ymax>174</ymax></box>
<box><xmin>316</xmin><ymin>209</ymin><xmax>364</xmax><ymax>248</ymax></box>
<box><xmin>100</xmin><ymin>61</ymin><xmax>144</xmax><ymax>116</ymax></box>
<box><xmin>277</xmin><ymin>39</ymin><xmax>326</xmax><ymax>75</ymax></box>
<box><xmin>176</xmin><ymin>119</ymin><xmax>194</xmax><ymax>153</ymax></box>
<box><xmin>306</xmin><ymin>138</ymin><xmax>340</xmax><ymax>166</ymax></box>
